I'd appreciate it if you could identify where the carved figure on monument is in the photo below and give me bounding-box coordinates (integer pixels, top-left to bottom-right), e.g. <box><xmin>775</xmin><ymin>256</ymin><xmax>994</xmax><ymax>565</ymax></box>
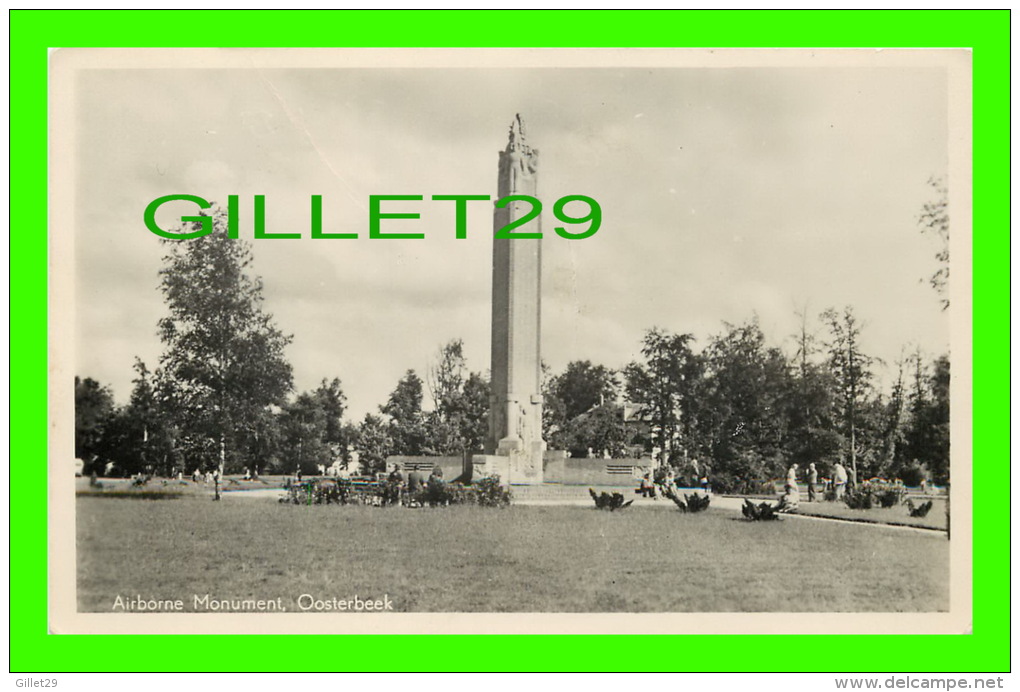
<box><xmin>499</xmin><ymin>114</ymin><xmax>539</xmax><ymax>195</ymax></box>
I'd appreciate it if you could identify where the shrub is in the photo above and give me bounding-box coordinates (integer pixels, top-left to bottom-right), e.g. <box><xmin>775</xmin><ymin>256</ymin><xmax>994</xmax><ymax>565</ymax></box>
<box><xmin>843</xmin><ymin>487</ymin><xmax>874</xmax><ymax>510</ymax></box>
<box><xmin>588</xmin><ymin>488</ymin><xmax>633</xmax><ymax>511</ymax></box>
<box><xmin>843</xmin><ymin>483</ymin><xmax>905</xmax><ymax>510</ymax></box>
<box><xmin>661</xmin><ymin>485</ymin><xmax>710</xmax><ymax>513</ymax></box>
<box><xmin>281</xmin><ymin>476</ymin><xmax>511</xmax><ymax>509</ymax></box>
<box><xmin>906</xmin><ymin>499</ymin><xmax>934</xmax><ymax>518</ymax></box>
<box><xmin>474</xmin><ymin>475</ymin><xmax>512</xmax><ymax>507</ymax></box>
<box><xmin>280</xmin><ymin>478</ymin><xmax>356</xmax><ymax>505</ymax></box>
<box><xmin>876</xmin><ymin>488</ymin><xmax>905</xmax><ymax>508</ymax></box>
<box><xmin>708</xmin><ymin>473</ymin><xmax>773</xmax><ymax>496</ymax></box>
<box><xmin>896</xmin><ymin>461</ymin><xmax>929</xmax><ymax>488</ymax></box>
<box><xmin>741</xmin><ymin>499</ymin><xmax>782</xmax><ymax>521</ymax></box>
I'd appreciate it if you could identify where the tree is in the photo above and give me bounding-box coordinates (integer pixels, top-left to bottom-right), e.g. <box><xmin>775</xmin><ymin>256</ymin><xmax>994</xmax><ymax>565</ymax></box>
<box><xmin>918</xmin><ymin>177</ymin><xmax>949</xmax><ymax>310</ymax></box>
<box><xmin>155</xmin><ymin>209</ymin><xmax>293</xmax><ymax>474</ymax></box>
<box><xmin>84</xmin><ymin>359</ymin><xmax>175</xmax><ymax>477</ymax></box>
<box><xmin>879</xmin><ymin>351</ymin><xmax>909</xmax><ymax>474</ymax></box>
<box><xmin>899</xmin><ymin>351</ymin><xmax>950</xmax><ymax>484</ymax></box>
<box><xmin>422</xmin><ymin>340</ymin><xmax>489</xmax><ymax>455</ymax></box>
<box><xmin>699</xmin><ymin>318</ymin><xmax>791</xmax><ymax>483</ymax></box>
<box><xmin>124</xmin><ymin>357</ymin><xmax>177</xmax><ymax>476</ymax></box>
<box><xmin>74</xmin><ymin>376</ymin><xmax>114</xmax><ymax>470</ymax></box>
<box><xmin>624</xmin><ymin>328</ymin><xmax>703</xmax><ymax>466</ymax></box>
<box><xmin>381</xmin><ymin>370</ymin><xmax>427</xmax><ymax>456</ymax></box>
<box><xmin>785</xmin><ymin>310</ymin><xmax>841</xmax><ymax>470</ymax></box>
<box><xmin>562</xmin><ymin>404</ymin><xmax>628</xmax><ymax>459</ymax></box>
<box><xmin>545</xmin><ymin>360</ymin><xmax>622</xmax><ymax>457</ymax></box>
<box><xmin>458</xmin><ymin>371</ymin><xmax>490</xmax><ymax>454</ymax></box>
<box><xmin>821</xmin><ymin>306</ymin><xmax>875</xmax><ymax>485</ymax></box>
<box><xmin>354</xmin><ymin>413</ymin><xmax>392</xmax><ymax>476</ymax></box>
<box><xmin>279</xmin><ymin>393</ymin><xmax>331</xmax><ymax>475</ymax></box>
<box><xmin>549</xmin><ymin>361</ymin><xmax>619</xmax><ymax>421</ymax></box>
<box><xmin>926</xmin><ymin>355</ymin><xmax>951</xmax><ymax>484</ymax></box>
<box><xmin>312</xmin><ymin>378</ymin><xmax>349</xmax><ymax>461</ymax></box>
<box><xmin>427</xmin><ymin>339</ymin><xmax>467</xmax><ymax>420</ymax></box>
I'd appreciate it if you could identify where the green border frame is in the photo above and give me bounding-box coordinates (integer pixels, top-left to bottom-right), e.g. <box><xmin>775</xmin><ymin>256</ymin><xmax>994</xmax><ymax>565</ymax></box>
<box><xmin>11</xmin><ymin>10</ymin><xmax>1009</xmax><ymax>673</ymax></box>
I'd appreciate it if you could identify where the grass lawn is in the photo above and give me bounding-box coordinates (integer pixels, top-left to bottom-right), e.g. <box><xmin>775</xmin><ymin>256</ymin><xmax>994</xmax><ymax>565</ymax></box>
<box><xmin>77</xmin><ymin>494</ymin><xmax>949</xmax><ymax>613</ymax></box>
<box><xmin>790</xmin><ymin>498</ymin><xmax>949</xmax><ymax>531</ymax></box>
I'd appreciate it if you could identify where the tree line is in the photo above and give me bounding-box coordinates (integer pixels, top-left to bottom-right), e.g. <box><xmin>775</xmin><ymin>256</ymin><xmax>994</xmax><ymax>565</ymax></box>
<box><xmin>76</xmin><ymin>210</ymin><xmax>949</xmax><ymax>489</ymax></box>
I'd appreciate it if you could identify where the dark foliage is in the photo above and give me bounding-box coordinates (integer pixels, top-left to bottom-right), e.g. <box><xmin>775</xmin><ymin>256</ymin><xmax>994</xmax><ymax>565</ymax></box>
<box><xmin>876</xmin><ymin>488</ymin><xmax>905</xmax><ymax>509</ymax></box>
<box><xmin>661</xmin><ymin>485</ymin><xmax>711</xmax><ymax>513</ymax></box>
<box><xmin>843</xmin><ymin>487</ymin><xmax>874</xmax><ymax>510</ymax></box>
<box><xmin>843</xmin><ymin>483</ymin><xmax>905</xmax><ymax>510</ymax></box>
<box><xmin>282</xmin><ymin>476</ymin><xmax>510</xmax><ymax>509</ymax></box>
<box><xmin>906</xmin><ymin>499</ymin><xmax>934</xmax><ymax>518</ymax></box>
<box><xmin>741</xmin><ymin>498</ymin><xmax>782</xmax><ymax>521</ymax></box>
<box><xmin>282</xmin><ymin>478</ymin><xmax>357</xmax><ymax>505</ymax></box>
<box><xmin>588</xmin><ymin>488</ymin><xmax>633</xmax><ymax>511</ymax></box>
<box><xmin>473</xmin><ymin>475</ymin><xmax>512</xmax><ymax>507</ymax></box>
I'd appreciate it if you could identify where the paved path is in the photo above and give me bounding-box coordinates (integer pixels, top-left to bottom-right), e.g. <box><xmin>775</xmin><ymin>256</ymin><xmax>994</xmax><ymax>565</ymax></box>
<box><xmin>212</xmin><ymin>481</ymin><xmax>943</xmax><ymax>535</ymax></box>
<box><xmin>513</xmin><ymin>485</ymin><xmax>945</xmax><ymax>535</ymax></box>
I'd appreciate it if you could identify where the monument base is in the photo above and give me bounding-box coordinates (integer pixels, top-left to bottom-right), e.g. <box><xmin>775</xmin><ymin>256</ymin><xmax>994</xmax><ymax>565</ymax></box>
<box><xmin>473</xmin><ymin>442</ymin><xmax>549</xmax><ymax>486</ymax></box>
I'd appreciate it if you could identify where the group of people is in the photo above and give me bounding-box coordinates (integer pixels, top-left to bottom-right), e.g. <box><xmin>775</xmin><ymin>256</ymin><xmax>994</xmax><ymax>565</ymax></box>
<box><xmin>637</xmin><ymin>462</ymin><xmax>711</xmax><ymax>499</ymax></box>
<box><xmin>785</xmin><ymin>460</ymin><xmax>850</xmax><ymax>502</ymax></box>
<box><xmin>385</xmin><ymin>463</ymin><xmax>445</xmax><ymax>499</ymax></box>
<box><xmin>191</xmin><ymin>467</ymin><xmax>220</xmax><ymax>484</ymax></box>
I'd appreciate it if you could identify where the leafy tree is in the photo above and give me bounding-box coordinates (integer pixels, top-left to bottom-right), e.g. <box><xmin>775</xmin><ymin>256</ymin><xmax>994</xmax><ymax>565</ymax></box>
<box><xmin>543</xmin><ymin>360</ymin><xmax>622</xmax><ymax>456</ymax></box>
<box><xmin>919</xmin><ymin>177</ymin><xmax>949</xmax><ymax>310</ymax></box>
<box><xmin>244</xmin><ymin>405</ymin><xmax>283</xmax><ymax>476</ymax></box>
<box><xmin>549</xmin><ymin>361</ymin><xmax>619</xmax><ymax>421</ymax></box>
<box><xmin>541</xmin><ymin>361</ymin><xmax>568</xmax><ymax>447</ymax></box>
<box><xmin>84</xmin><ymin>360</ymin><xmax>170</xmax><ymax>477</ymax></box>
<box><xmin>155</xmin><ymin>210</ymin><xmax>293</xmax><ymax>474</ymax></box>
<box><xmin>422</xmin><ymin>340</ymin><xmax>489</xmax><ymax>455</ymax></box>
<box><xmin>899</xmin><ymin>351</ymin><xmax>950</xmax><ymax>484</ymax></box>
<box><xmin>381</xmin><ymin>370</ymin><xmax>427</xmax><ymax>456</ymax></box>
<box><xmin>878</xmin><ymin>351</ymin><xmax>910</xmax><ymax>473</ymax></box>
<box><xmin>785</xmin><ymin>310</ymin><xmax>841</xmax><ymax>469</ymax></box>
<box><xmin>624</xmin><ymin>328</ymin><xmax>703</xmax><ymax>466</ymax></box>
<box><xmin>279</xmin><ymin>392</ymin><xmax>331</xmax><ymax>475</ymax></box>
<box><xmin>821</xmin><ymin>306</ymin><xmax>875</xmax><ymax>485</ymax></box>
<box><xmin>562</xmin><ymin>404</ymin><xmax>628</xmax><ymax>459</ymax></box>
<box><xmin>74</xmin><ymin>376</ymin><xmax>114</xmax><ymax>470</ymax></box>
<box><xmin>125</xmin><ymin>358</ymin><xmax>178</xmax><ymax>475</ymax></box>
<box><xmin>926</xmin><ymin>355</ymin><xmax>951</xmax><ymax>484</ymax></box>
<box><xmin>354</xmin><ymin>413</ymin><xmax>392</xmax><ymax>476</ymax></box>
<box><xmin>699</xmin><ymin>318</ymin><xmax>791</xmax><ymax>482</ymax></box>
<box><xmin>427</xmin><ymin>339</ymin><xmax>467</xmax><ymax>420</ymax></box>
<box><xmin>458</xmin><ymin>371</ymin><xmax>490</xmax><ymax>453</ymax></box>
<box><xmin>312</xmin><ymin>378</ymin><xmax>349</xmax><ymax>461</ymax></box>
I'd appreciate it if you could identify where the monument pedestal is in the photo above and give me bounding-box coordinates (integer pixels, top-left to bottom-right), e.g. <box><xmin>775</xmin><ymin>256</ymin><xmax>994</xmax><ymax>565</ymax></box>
<box><xmin>473</xmin><ymin>442</ymin><xmax>546</xmax><ymax>486</ymax></box>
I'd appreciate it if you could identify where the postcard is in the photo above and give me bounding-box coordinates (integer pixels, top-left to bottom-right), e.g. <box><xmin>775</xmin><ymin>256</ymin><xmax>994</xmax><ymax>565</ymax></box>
<box><xmin>49</xmin><ymin>47</ymin><xmax>972</xmax><ymax>635</ymax></box>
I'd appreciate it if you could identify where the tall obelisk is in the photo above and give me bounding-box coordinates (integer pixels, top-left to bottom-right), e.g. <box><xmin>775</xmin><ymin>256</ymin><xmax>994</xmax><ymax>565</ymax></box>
<box><xmin>486</xmin><ymin>114</ymin><xmax>545</xmax><ymax>483</ymax></box>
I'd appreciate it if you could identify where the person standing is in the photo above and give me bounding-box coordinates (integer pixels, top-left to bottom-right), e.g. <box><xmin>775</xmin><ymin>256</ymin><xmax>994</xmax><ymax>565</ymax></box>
<box><xmin>785</xmin><ymin>463</ymin><xmax>799</xmax><ymax>494</ymax></box>
<box><xmin>832</xmin><ymin>461</ymin><xmax>848</xmax><ymax>500</ymax></box>
<box><xmin>807</xmin><ymin>463</ymin><xmax>818</xmax><ymax>502</ymax></box>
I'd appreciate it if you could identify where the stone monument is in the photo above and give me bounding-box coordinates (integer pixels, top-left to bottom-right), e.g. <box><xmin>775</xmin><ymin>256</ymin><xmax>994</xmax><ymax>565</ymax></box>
<box><xmin>476</xmin><ymin>115</ymin><xmax>547</xmax><ymax>484</ymax></box>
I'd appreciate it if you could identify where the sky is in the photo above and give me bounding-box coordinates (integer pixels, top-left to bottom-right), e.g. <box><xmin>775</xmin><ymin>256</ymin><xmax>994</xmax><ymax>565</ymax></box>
<box><xmin>71</xmin><ymin>54</ymin><xmax>953</xmax><ymax>419</ymax></box>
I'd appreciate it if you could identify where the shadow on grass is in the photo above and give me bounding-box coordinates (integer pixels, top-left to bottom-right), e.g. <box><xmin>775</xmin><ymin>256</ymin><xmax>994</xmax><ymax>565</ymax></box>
<box><xmin>76</xmin><ymin>490</ymin><xmax>183</xmax><ymax>500</ymax></box>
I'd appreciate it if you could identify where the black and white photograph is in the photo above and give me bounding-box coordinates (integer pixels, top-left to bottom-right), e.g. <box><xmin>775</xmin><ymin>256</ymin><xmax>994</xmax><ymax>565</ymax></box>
<box><xmin>50</xmin><ymin>48</ymin><xmax>972</xmax><ymax>634</ymax></box>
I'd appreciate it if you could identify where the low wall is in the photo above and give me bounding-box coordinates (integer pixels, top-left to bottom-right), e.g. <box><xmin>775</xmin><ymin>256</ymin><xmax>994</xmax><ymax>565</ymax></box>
<box><xmin>394</xmin><ymin>454</ymin><xmax>656</xmax><ymax>487</ymax></box>
<box><xmin>385</xmin><ymin>456</ymin><xmax>468</xmax><ymax>481</ymax></box>
<box><xmin>544</xmin><ymin>456</ymin><xmax>652</xmax><ymax>486</ymax></box>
